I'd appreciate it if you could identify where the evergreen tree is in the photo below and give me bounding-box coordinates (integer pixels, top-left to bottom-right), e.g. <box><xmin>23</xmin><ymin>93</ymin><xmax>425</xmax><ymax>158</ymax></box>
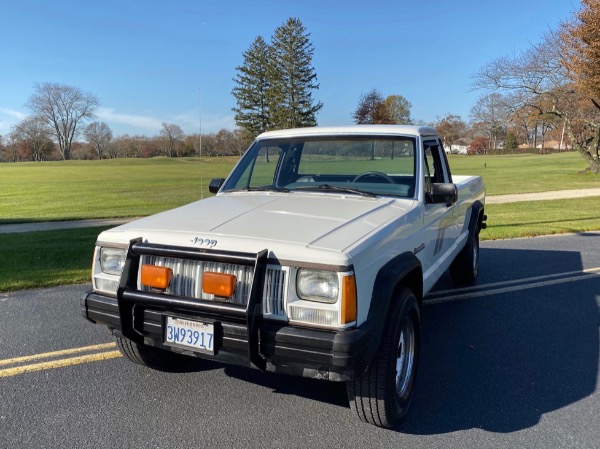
<box><xmin>268</xmin><ymin>18</ymin><xmax>323</xmax><ymax>129</ymax></box>
<box><xmin>232</xmin><ymin>36</ymin><xmax>271</xmax><ymax>138</ymax></box>
<box><xmin>503</xmin><ymin>131</ymin><xmax>518</xmax><ymax>151</ymax></box>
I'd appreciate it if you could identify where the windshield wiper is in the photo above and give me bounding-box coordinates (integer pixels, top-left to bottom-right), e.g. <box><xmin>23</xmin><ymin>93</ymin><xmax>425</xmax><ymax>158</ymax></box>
<box><xmin>294</xmin><ymin>184</ymin><xmax>377</xmax><ymax>198</ymax></box>
<box><xmin>233</xmin><ymin>186</ymin><xmax>289</xmax><ymax>193</ymax></box>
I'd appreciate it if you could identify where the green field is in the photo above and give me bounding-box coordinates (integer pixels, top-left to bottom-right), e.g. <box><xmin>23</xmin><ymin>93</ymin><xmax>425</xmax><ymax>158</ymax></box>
<box><xmin>0</xmin><ymin>157</ymin><xmax>238</xmax><ymax>224</ymax></box>
<box><xmin>484</xmin><ymin>198</ymin><xmax>600</xmax><ymax>240</ymax></box>
<box><xmin>1</xmin><ymin>152</ymin><xmax>599</xmax><ymax>292</ymax></box>
<box><xmin>0</xmin><ymin>226</ymin><xmax>110</xmax><ymax>292</ymax></box>
<box><xmin>448</xmin><ymin>152</ymin><xmax>600</xmax><ymax>195</ymax></box>
<box><xmin>1</xmin><ymin>152</ymin><xmax>599</xmax><ymax>224</ymax></box>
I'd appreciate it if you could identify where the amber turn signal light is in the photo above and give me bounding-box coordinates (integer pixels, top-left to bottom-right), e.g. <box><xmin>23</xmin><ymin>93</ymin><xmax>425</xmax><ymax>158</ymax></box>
<box><xmin>202</xmin><ymin>272</ymin><xmax>237</xmax><ymax>297</ymax></box>
<box><xmin>341</xmin><ymin>275</ymin><xmax>357</xmax><ymax>324</ymax></box>
<box><xmin>141</xmin><ymin>265</ymin><xmax>173</xmax><ymax>290</ymax></box>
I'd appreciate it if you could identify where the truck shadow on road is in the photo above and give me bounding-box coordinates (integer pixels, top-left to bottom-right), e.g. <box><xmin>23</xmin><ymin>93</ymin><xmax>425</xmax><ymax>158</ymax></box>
<box><xmin>401</xmin><ymin>246</ymin><xmax>599</xmax><ymax>434</ymax></box>
<box><xmin>174</xmin><ymin>246</ymin><xmax>599</xmax><ymax>432</ymax></box>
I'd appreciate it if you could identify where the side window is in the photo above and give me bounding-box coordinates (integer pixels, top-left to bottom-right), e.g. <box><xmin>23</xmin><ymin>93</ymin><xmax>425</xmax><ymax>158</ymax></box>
<box><xmin>424</xmin><ymin>148</ymin><xmax>435</xmax><ymax>194</ymax></box>
<box><xmin>423</xmin><ymin>140</ymin><xmax>450</xmax><ymax>184</ymax></box>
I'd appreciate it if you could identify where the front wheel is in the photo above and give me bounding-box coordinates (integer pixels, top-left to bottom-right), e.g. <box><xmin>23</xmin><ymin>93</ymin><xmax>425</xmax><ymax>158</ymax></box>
<box><xmin>116</xmin><ymin>336</ymin><xmax>192</xmax><ymax>371</ymax></box>
<box><xmin>347</xmin><ymin>288</ymin><xmax>420</xmax><ymax>428</ymax></box>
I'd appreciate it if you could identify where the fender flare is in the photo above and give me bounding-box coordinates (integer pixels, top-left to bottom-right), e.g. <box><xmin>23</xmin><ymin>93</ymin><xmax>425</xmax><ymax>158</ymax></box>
<box><xmin>357</xmin><ymin>251</ymin><xmax>423</xmax><ymax>372</ymax></box>
<box><xmin>468</xmin><ymin>200</ymin><xmax>485</xmax><ymax>236</ymax></box>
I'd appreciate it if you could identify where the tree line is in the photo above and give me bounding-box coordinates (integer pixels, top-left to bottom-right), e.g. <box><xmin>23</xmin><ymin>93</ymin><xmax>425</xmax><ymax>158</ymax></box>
<box><xmin>1</xmin><ymin>5</ymin><xmax>599</xmax><ymax>173</ymax></box>
<box><xmin>0</xmin><ymin>119</ymin><xmax>250</xmax><ymax>162</ymax></box>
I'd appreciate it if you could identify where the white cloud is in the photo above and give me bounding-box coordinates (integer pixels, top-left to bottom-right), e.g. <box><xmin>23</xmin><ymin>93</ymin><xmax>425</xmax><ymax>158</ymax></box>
<box><xmin>96</xmin><ymin>107</ymin><xmax>163</xmax><ymax>130</ymax></box>
<box><xmin>172</xmin><ymin>111</ymin><xmax>236</xmax><ymax>134</ymax></box>
<box><xmin>0</xmin><ymin>108</ymin><xmax>27</xmax><ymax>120</ymax></box>
<box><xmin>0</xmin><ymin>108</ymin><xmax>28</xmax><ymax>133</ymax></box>
<box><xmin>95</xmin><ymin>107</ymin><xmax>236</xmax><ymax>136</ymax></box>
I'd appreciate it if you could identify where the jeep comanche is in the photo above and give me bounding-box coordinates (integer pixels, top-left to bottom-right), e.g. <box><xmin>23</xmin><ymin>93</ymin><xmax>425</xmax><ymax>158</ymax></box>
<box><xmin>81</xmin><ymin>125</ymin><xmax>486</xmax><ymax>428</ymax></box>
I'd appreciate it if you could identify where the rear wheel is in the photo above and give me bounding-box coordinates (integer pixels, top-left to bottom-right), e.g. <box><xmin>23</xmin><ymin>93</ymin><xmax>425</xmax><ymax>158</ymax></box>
<box><xmin>450</xmin><ymin>228</ymin><xmax>479</xmax><ymax>285</ymax></box>
<box><xmin>347</xmin><ymin>288</ymin><xmax>420</xmax><ymax>428</ymax></box>
<box><xmin>116</xmin><ymin>336</ymin><xmax>191</xmax><ymax>371</ymax></box>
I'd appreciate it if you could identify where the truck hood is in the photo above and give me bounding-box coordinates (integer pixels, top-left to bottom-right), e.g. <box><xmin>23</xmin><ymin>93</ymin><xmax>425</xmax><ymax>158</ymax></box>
<box><xmin>103</xmin><ymin>192</ymin><xmax>415</xmax><ymax>256</ymax></box>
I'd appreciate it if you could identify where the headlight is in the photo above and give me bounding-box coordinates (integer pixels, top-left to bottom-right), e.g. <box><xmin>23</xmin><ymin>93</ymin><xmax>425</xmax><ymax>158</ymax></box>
<box><xmin>100</xmin><ymin>247</ymin><xmax>127</xmax><ymax>275</ymax></box>
<box><xmin>296</xmin><ymin>269</ymin><xmax>339</xmax><ymax>303</ymax></box>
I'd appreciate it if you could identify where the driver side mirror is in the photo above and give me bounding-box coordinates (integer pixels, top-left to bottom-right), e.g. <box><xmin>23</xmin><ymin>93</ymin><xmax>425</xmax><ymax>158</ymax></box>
<box><xmin>428</xmin><ymin>183</ymin><xmax>457</xmax><ymax>205</ymax></box>
<box><xmin>209</xmin><ymin>178</ymin><xmax>225</xmax><ymax>194</ymax></box>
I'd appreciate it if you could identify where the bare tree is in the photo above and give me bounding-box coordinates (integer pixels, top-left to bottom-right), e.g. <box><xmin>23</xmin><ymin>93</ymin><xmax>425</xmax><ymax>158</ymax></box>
<box><xmin>84</xmin><ymin>121</ymin><xmax>113</xmax><ymax>159</ymax></box>
<box><xmin>470</xmin><ymin>93</ymin><xmax>510</xmax><ymax>150</ymax></box>
<box><xmin>160</xmin><ymin>122</ymin><xmax>185</xmax><ymax>157</ymax></box>
<box><xmin>230</xmin><ymin>128</ymin><xmax>252</xmax><ymax>156</ymax></box>
<box><xmin>0</xmin><ymin>134</ymin><xmax>7</xmax><ymax>162</ymax></box>
<box><xmin>10</xmin><ymin>116</ymin><xmax>54</xmax><ymax>161</ymax></box>
<box><xmin>27</xmin><ymin>83</ymin><xmax>98</xmax><ymax>160</ymax></box>
<box><xmin>2</xmin><ymin>133</ymin><xmax>20</xmax><ymax>162</ymax></box>
<box><xmin>473</xmin><ymin>29</ymin><xmax>600</xmax><ymax>172</ymax></box>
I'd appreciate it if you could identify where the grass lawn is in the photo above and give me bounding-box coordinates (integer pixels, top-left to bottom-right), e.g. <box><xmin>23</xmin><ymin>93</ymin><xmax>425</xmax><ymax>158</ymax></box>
<box><xmin>0</xmin><ymin>157</ymin><xmax>237</xmax><ymax>224</ymax></box>
<box><xmin>448</xmin><ymin>152</ymin><xmax>600</xmax><ymax>195</ymax></box>
<box><xmin>0</xmin><ymin>226</ymin><xmax>110</xmax><ymax>292</ymax></box>
<box><xmin>483</xmin><ymin>198</ymin><xmax>600</xmax><ymax>240</ymax></box>
<box><xmin>1</xmin><ymin>153</ymin><xmax>599</xmax><ymax>224</ymax></box>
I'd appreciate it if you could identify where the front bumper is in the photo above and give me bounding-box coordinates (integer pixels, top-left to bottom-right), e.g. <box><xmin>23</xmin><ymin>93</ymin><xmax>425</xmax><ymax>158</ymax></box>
<box><xmin>81</xmin><ymin>291</ymin><xmax>371</xmax><ymax>381</ymax></box>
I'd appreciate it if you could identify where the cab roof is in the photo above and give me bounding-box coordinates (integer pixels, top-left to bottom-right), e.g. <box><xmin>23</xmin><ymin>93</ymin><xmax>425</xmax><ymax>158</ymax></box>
<box><xmin>256</xmin><ymin>125</ymin><xmax>439</xmax><ymax>140</ymax></box>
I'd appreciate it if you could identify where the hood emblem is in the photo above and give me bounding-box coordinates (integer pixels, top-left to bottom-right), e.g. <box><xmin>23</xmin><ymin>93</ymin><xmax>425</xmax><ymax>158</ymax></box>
<box><xmin>190</xmin><ymin>237</ymin><xmax>217</xmax><ymax>248</ymax></box>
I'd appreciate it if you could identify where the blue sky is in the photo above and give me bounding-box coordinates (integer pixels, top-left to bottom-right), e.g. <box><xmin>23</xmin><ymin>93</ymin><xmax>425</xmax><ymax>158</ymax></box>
<box><xmin>0</xmin><ymin>0</ymin><xmax>580</xmax><ymax>137</ymax></box>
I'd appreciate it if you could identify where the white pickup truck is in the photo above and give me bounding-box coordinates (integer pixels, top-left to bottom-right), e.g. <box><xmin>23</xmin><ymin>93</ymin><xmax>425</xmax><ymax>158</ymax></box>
<box><xmin>81</xmin><ymin>125</ymin><xmax>485</xmax><ymax>428</ymax></box>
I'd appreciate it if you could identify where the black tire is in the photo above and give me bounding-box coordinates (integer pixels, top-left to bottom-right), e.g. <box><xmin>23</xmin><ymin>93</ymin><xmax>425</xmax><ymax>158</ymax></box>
<box><xmin>450</xmin><ymin>228</ymin><xmax>479</xmax><ymax>285</ymax></box>
<box><xmin>347</xmin><ymin>288</ymin><xmax>420</xmax><ymax>428</ymax></box>
<box><xmin>116</xmin><ymin>336</ymin><xmax>191</xmax><ymax>371</ymax></box>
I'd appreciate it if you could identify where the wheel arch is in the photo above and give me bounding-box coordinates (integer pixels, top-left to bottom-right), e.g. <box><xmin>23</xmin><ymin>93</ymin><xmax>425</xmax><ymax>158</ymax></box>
<box><xmin>469</xmin><ymin>200</ymin><xmax>485</xmax><ymax>236</ymax></box>
<box><xmin>356</xmin><ymin>252</ymin><xmax>423</xmax><ymax>372</ymax></box>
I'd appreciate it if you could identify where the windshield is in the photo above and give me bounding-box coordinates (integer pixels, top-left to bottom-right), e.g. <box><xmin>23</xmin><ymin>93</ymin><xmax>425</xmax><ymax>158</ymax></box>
<box><xmin>221</xmin><ymin>135</ymin><xmax>417</xmax><ymax>198</ymax></box>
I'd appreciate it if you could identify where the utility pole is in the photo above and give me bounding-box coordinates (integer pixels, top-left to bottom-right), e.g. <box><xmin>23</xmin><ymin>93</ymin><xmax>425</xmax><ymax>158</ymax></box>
<box><xmin>198</xmin><ymin>88</ymin><xmax>202</xmax><ymax>157</ymax></box>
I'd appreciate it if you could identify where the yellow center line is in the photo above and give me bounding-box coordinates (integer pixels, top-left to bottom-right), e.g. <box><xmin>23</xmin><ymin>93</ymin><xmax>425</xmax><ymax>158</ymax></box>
<box><xmin>0</xmin><ymin>350</ymin><xmax>123</xmax><ymax>378</ymax></box>
<box><xmin>0</xmin><ymin>342</ymin><xmax>117</xmax><ymax>367</ymax></box>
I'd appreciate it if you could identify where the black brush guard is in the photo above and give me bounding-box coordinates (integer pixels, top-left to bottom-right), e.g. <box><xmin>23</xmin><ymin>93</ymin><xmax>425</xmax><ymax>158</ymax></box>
<box><xmin>117</xmin><ymin>238</ymin><xmax>268</xmax><ymax>371</ymax></box>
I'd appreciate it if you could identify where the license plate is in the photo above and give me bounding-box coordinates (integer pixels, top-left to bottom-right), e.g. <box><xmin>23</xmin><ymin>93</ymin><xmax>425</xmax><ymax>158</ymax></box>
<box><xmin>164</xmin><ymin>317</ymin><xmax>215</xmax><ymax>354</ymax></box>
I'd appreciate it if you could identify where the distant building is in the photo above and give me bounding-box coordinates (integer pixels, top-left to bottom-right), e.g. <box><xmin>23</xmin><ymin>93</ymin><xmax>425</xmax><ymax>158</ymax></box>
<box><xmin>518</xmin><ymin>140</ymin><xmax>571</xmax><ymax>150</ymax></box>
<box><xmin>444</xmin><ymin>144</ymin><xmax>468</xmax><ymax>155</ymax></box>
<box><xmin>536</xmin><ymin>140</ymin><xmax>570</xmax><ymax>150</ymax></box>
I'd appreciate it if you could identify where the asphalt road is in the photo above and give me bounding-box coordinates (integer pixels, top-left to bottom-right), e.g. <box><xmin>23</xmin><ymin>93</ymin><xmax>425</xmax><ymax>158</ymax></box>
<box><xmin>1</xmin><ymin>232</ymin><xmax>599</xmax><ymax>449</ymax></box>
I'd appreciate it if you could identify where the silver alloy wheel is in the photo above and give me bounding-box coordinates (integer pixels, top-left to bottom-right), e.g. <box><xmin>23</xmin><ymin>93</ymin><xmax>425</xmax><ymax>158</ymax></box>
<box><xmin>395</xmin><ymin>317</ymin><xmax>415</xmax><ymax>397</ymax></box>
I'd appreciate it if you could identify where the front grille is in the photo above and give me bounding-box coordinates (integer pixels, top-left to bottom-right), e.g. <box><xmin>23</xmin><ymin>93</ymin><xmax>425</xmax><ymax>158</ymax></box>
<box><xmin>264</xmin><ymin>266</ymin><xmax>287</xmax><ymax>318</ymax></box>
<box><xmin>138</xmin><ymin>256</ymin><xmax>287</xmax><ymax>317</ymax></box>
<box><xmin>139</xmin><ymin>255</ymin><xmax>253</xmax><ymax>306</ymax></box>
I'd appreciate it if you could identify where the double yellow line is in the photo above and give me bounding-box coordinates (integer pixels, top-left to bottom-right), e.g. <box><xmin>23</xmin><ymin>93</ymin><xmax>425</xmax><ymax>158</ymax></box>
<box><xmin>0</xmin><ymin>342</ymin><xmax>122</xmax><ymax>378</ymax></box>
